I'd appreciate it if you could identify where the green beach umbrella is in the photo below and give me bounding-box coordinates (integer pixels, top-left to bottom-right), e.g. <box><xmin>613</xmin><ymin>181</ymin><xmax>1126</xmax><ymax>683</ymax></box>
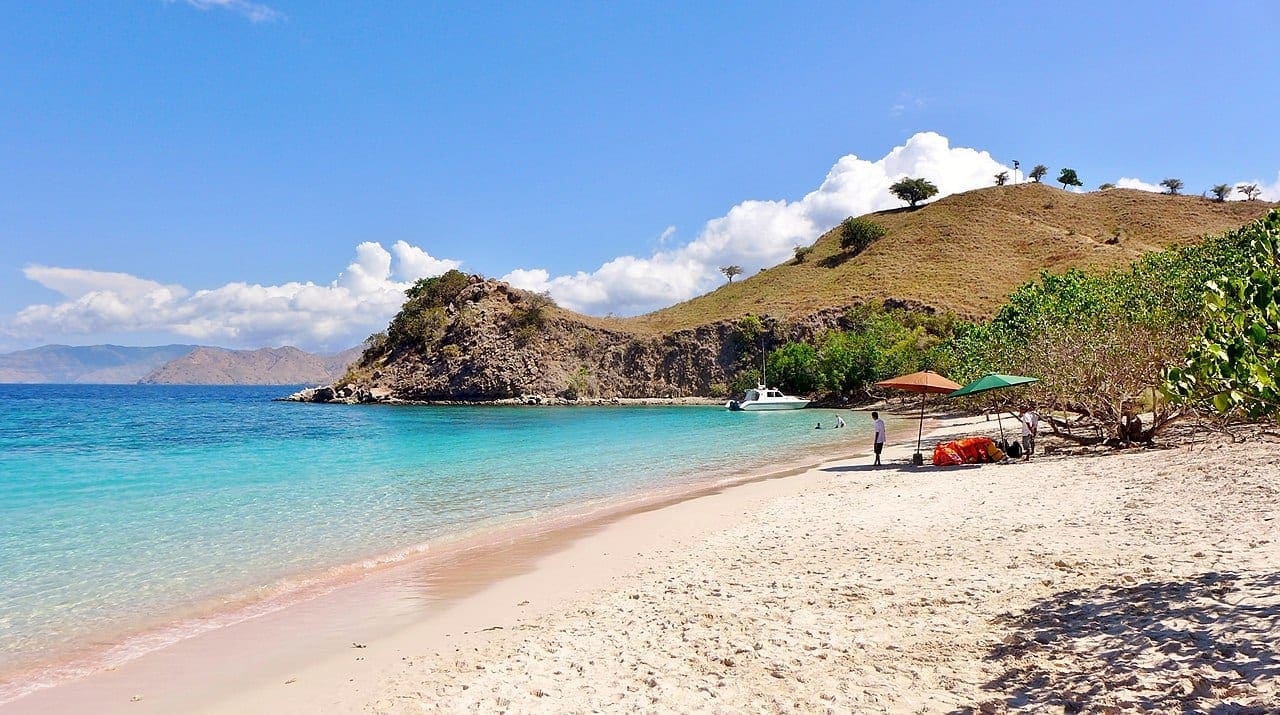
<box><xmin>948</xmin><ymin>373</ymin><xmax>1040</xmax><ymax>444</ymax></box>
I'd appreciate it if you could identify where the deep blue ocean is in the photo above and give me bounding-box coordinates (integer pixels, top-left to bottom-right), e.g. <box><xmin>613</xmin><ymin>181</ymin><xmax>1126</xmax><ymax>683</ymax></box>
<box><xmin>0</xmin><ymin>384</ymin><xmax>866</xmax><ymax>695</ymax></box>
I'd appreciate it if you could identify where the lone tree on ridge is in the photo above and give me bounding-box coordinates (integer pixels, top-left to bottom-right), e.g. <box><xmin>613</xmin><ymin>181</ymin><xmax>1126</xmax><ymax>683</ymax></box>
<box><xmin>994</xmin><ymin>171</ymin><xmax>1009</xmax><ymax>186</ymax></box>
<box><xmin>1098</xmin><ymin>183</ymin><xmax>1116</xmax><ymax>190</ymax></box>
<box><xmin>1029</xmin><ymin>164</ymin><xmax>1049</xmax><ymax>182</ymax></box>
<box><xmin>1211</xmin><ymin>184</ymin><xmax>1232</xmax><ymax>202</ymax></box>
<box><xmin>1160</xmin><ymin>178</ymin><xmax>1184</xmax><ymax>195</ymax></box>
<box><xmin>889</xmin><ymin>177</ymin><xmax>939</xmax><ymax>207</ymax></box>
<box><xmin>1238</xmin><ymin>183</ymin><xmax>1262</xmax><ymax>201</ymax></box>
<box><xmin>1058</xmin><ymin>168</ymin><xmax>1082</xmax><ymax>190</ymax></box>
<box><xmin>720</xmin><ymin>265</ymin><xmax>743</xmax><ymax>283</ymax></box>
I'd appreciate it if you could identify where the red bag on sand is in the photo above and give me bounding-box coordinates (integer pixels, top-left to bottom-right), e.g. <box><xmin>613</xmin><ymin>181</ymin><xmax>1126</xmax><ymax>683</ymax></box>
<box><xmin>932</xmin><ymin>437</ymin><xmax>1000</xmax><ymax>466</ymax></box>
<box><xmin>932</xmin><ymin>443</ymin><xmax>965</xmax><ymax>466</ymax></box>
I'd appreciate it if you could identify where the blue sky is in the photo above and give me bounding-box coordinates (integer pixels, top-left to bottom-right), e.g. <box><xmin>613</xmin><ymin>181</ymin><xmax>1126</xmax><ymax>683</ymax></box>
<box><xmin>2</xmin><ymin>2</ymin><xmax>1277</xmax><ymax>351</ymax></box>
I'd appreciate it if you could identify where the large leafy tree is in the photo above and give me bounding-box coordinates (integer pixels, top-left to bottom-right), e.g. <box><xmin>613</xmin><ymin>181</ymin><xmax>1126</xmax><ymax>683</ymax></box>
<box><xmin>1165</xmin><ymin>210</ymin><xmax>1280</xmax><ymax>421</ymax></box>
<box><xmin>720</xmin><ymin>265</ymin><xmax>743</xmax><ymax>283</ymax></box>
<box><xmin>1029</xmin><ymin>164</ymin><xmax>1048</xmax><ymax>183</ymax></box>
<box><xmin>1057</xmin><ymin>168</ymin><xmax>1082</xmax><ymax>190</ymax></box>
<box><xmin>889</xmin><ymin>177</ymin><xmax>939</xmax><ymax>207</ymax></box>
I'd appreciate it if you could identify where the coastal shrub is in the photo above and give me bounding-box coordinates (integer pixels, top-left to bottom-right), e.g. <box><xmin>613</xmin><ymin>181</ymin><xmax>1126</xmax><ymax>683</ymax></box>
<box><xmin>440</xmin><ymin>344</ymin><xmax>463</xmax><ymax>361</ymax></box>
<box><xmin>838</xmin><ymin>218</ymin><xmax>887</xmax><ymax>254</ymax></box>
<box><xmin>730</xmin><ymin>368</ymin><xmax>762</xmax><ymax>395</ymax></box>
<box><xmin>767</xmin><ymin>342</ymin><xmax>822</xmax><ymax>395</ymax></box>
<box><xmin>383</xmin><ymin>270</ymin><xmax>473</xmax><ymax>353</ymax></box>
<box><xmin>359</xmin><ymin>332</ymin><xmax>389</xmax><ymax>366</ymax></box>
<box><xmin>509</xmin><ymin>291</ymin><xmax>555</xmax><ymax>347</ymax></box>
<box><xmin>1165</xmin><ymin>210</ymin><xmax>1280</xmax><ymax>422</ymax></box>
<box><xmin>946</xmin><ymin>221</ymin><xmax>1260</xmax><ymax>439</ymax></box>
<box><xmin>733</xmin><ymin>314</ymin><xmax>764</xmax><ymax>347</ymax></box>
<box><xmin>564</xmin><ymin>366</ymin><xmax>593</xmax><ymax>400</ymax></box>
<box><xmin>793</xmin><ymin>245</ymin><xmax>813</xmax><ymax>263</ymax></box>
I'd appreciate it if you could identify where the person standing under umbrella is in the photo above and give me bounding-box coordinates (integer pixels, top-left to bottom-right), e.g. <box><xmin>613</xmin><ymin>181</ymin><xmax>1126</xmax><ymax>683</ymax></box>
<box><xmin>1019</xmin><ymin>406</ymin><xmax>1040</xmax><ymax>460</ymax></box>
<box><xmin>872</xmin><ymin>411</ymin><xmax>887</xmax><ymax>465</ymax></box>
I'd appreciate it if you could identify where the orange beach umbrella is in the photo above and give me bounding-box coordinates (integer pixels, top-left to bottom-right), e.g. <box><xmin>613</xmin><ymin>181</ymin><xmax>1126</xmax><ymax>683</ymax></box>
<box><xmin>874</xmin><ymin>370</ymin><xmax>962</xmax><ymax>463</ymax></box>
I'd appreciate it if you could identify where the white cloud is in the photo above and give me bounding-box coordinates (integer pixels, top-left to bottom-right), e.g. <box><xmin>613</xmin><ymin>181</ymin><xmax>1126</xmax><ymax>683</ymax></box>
<box><xmin>167</xmin><ymin>0</ymin><xmax>283</xmax><ymax>23</ymax></box>
<box><xmin>1115</xmin><ymin>177</ymin><xmax>1164</xmax><ymax>193</ymax></box>
<box><xmin>5</xmin><ymin>243</ymin><xmax>460</xmax><ymax>350</ymax></box>
<box><xmin>505</xmin><ymin>131</ymin><xmax>1009</xmax><ymax>316</ymax></box>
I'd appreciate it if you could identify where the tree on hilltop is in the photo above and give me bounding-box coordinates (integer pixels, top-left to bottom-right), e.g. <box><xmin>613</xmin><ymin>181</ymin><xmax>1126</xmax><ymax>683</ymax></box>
<box><xmin>1058</xmin><ymin>168</ymin><xmax>1082</xmax><ymax>190</ymax></box>
<box><xmin>1238</xmin><ymin>183</ymin><xmax>1262</xmax><ymax>201</ymax></box>
<box><xmin>1098</xmin><ymin>183</ymin><xmax>1116</xmax><ymax>190</ymax></box>
<box><xmin>1211</xmin><ymin>184</ymin><xmax>1232</xmax><ymax>202</ymax></box>
<box><xmin>1029</xmin><ymin>165</ymin><xmax>1049</xmax><ymax>182</ymax></box>
<box><xmin>720</xmin><ymin>265</ymin><xmax>743</xmax><ymax>283</ymax></box>
<box><xmin>1160</xmin><ymin>178</ymin><xmax>1184</xmax><ymax>195</ymax></box>
<box><xmin>994</xmin><ymin>171</ymin><xmax>1009</xmax><ymax>186</ymax></box>
<box><xmin>889</xmin><ymin>177</ymin><xmax>939</xmax><ymax>207</ymax></box>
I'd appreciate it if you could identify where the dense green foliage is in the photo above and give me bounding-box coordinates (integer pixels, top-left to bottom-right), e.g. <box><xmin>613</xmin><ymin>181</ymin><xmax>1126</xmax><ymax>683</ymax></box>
<box><xmin>889</xmin><ymin>177</ymin><xmax>939</xmax><ymax>207</ymax></box>
<box><xmin>942</xmin><ymin>225</ymin><xmax>1257</xmax><ymax>436</ymax></box>
<box><xmin>382</xmin><ymin>270</ymin><xmax>472</xmax><ymax>353</ymax></box>
<box><xmin>1165</xmin><ymin>210</ymin><xmax>1280</xmax><ymax>421</ymax></box>
<box><xmin>761</xmin><ymin>306</ymin><xmax>953</xmax><ymax>396</ymax></box>
<box><xmin>1057</xmin><ymin>168</ymin><xmax>1082</xmax><ymax>189</ymax></box>
<box><xmin>838</xmin><ymin>217</ymin><xmax>887</xmax><ymax>254</ymax></box>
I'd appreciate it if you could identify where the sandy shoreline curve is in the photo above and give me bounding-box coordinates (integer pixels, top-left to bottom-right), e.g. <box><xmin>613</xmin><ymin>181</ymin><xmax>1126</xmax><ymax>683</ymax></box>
<box><xmin>2</xmin><ymin>408</ymin><xmax>914</xmax><ymax>713</ymax></box>
<box><xmin>9</xmin><ymin>409</ymin><xmax>1278</xmax><ymax>713</ymax></box>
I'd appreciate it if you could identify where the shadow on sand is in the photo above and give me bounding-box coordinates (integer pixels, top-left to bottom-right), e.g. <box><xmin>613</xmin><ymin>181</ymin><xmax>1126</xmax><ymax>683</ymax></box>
<box><xmin>822</xmin><ymin>463</ymin><xmax>986</xmax><ymax>474</ymax></box>
<box><xmin>954</xmin><ymin>571</ymin><xmax>1280</xmax><ymax>714</ymax></box>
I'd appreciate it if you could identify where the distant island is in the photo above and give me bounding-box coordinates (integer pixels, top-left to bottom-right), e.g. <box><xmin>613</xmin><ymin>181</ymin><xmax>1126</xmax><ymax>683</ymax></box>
<box><xmin>0</xmin><ymin>344</ymin><xmax>359</xmax><ymax>385</ymax></box>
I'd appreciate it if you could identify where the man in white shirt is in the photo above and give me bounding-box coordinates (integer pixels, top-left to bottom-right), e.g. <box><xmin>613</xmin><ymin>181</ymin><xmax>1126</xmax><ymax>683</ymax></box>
<box><xmin>1019</xmin><ymin>406</ymin><xmax>1040</xmax><ymax>460</ymax></box>
<box><xmin>872</xmin><ymin>411</ymin><xmax>887</xmax><ymax>465</ymax></box>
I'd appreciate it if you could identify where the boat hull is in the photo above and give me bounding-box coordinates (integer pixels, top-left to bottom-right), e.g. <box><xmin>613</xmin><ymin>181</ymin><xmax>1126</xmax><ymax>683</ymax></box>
<box><xmin>726</xmin><ymin>399</ymin><xmax>810</xmax><ymax>411</ymax></box>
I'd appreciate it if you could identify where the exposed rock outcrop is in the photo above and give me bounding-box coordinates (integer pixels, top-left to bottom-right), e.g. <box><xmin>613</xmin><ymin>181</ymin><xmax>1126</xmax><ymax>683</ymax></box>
<box><xmin>287</xmin><ymin>277</ymin><xmax>848</xmax><ymax>404</ymax></box>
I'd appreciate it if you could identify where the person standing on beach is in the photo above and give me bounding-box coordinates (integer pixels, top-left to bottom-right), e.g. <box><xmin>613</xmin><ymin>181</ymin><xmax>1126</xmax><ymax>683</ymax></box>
<box><xmin>872</xmin><ymin>411</ymin><xmax>886</xmax><ymax>465</ymax></box>
<box><xmin>1019</xmin><ymin>406</ymin><xmax>1039</xmax><ymax>460</ymax></box>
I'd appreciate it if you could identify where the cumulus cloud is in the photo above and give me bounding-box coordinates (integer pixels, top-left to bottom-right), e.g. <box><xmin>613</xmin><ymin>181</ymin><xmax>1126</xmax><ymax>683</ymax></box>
<box><xmin>6</xmin><ymin>243</ymin><xmax>460</xmax><ymax>350</ymax></box>
<box><xmin>504</xmin><ymin>131</ymin><xmax>1009</xmax><ymax>316</ymax></box>
<box><xmin>166</xmin><ymin>0</ymin><xmax>283</xmax><ymax>23</ymax></box>
<box><xmin>1115</xmin><ymin>177</ymin><xmax>1164</xmax><ymax>193</ymax></box>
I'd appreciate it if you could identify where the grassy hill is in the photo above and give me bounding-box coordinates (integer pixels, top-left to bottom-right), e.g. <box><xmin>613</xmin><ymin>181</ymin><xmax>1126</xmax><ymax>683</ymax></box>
<box><xmin>622</xmin><ymin>183</ymin><xmax>1273</xmax><ymax>333</ymax></box>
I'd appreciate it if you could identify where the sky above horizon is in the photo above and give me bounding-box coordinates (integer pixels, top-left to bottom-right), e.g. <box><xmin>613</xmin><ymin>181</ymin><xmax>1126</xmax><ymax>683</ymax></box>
<box><xmin>2</xmin><ymin>2</ymin><xmax>1278</xmax><ymax>352</ymax></box>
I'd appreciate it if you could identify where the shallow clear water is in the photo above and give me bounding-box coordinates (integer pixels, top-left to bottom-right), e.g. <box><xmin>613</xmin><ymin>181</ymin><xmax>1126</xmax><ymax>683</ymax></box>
<box><xmin>0</xmin><ymin>385</ymin><xmax>866</xmax><ymax>682</ymax></box>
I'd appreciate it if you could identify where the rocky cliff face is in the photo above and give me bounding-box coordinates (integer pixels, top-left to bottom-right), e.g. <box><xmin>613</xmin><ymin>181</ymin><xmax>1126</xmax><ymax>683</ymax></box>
<box><xmin>289</xmin><ymin>276</ymin><xmax>849</xmax><ymax>404</ymax></box>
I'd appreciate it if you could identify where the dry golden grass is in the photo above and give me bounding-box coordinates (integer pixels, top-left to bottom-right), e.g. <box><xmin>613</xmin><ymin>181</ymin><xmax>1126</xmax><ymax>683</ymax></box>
<box><xmin>611</xmin><ymin>183</ymin><xmax>1273</xmax><ymax>334</ymax></box>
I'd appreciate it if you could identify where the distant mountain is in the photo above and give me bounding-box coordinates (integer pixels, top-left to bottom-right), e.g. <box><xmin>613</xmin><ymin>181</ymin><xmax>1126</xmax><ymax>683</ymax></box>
<box><xmin>139</xmin><ymin>345</ymin><xmax>361</xmax><ymax>385</ymax></box>
<box><xmin>0</xmin><ymin>344</ymin><xmax>197</xmax><ymax>384</ymax></box>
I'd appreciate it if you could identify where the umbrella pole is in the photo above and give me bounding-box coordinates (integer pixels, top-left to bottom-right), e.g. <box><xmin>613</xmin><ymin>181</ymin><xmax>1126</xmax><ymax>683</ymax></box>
<box><xmin>916</xmin><ymin>392</ymin><xmax>925</xmax><ymax>455</ymax></box>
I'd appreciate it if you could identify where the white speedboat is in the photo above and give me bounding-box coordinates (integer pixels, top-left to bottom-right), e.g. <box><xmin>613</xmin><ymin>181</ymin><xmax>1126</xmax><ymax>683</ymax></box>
<box><xmin>726</xmin><ymin>384</ymin><xmax>810</xmax><ymax>411</ymax></box>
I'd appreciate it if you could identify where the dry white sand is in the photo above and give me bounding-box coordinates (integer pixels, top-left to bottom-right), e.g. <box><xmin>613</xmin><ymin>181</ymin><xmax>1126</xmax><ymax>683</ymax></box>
<box><xmin>12</xmin><ymin>412</ymin><xmax>1279</xmax><ymax>714</ymax></box>
<box><xmin>299</xmin><ymin>414</ymin><xmax>1280</xmax><ymax>713</ymax></box>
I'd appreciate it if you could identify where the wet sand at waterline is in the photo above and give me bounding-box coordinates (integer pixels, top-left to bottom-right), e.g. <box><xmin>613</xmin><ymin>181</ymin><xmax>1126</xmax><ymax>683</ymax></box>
<box><xmin>13</xmin><ymin>412</ymin><xmax>1279</xmax><ymax>713</ymax></box>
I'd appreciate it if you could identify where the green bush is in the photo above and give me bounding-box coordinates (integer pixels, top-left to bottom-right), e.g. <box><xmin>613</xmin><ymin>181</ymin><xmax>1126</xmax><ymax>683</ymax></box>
<box><xmin>839</xmin><ymin>218</ymin><xmax>887</xmax><ymax>254</ymax></box>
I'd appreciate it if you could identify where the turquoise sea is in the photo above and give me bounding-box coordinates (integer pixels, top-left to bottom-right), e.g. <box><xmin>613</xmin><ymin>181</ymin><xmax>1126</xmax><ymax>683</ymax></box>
<box><xmin>0</xmin><ymin>384</ymin><xmax>867</xmax><ymax>702</ymax></box>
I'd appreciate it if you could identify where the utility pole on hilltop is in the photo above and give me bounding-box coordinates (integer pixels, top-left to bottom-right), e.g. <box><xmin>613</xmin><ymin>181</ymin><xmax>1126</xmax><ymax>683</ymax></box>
<box><xmin>1012</xmin><ymin>160</ymin><xmax>1021</xmax><ymax>184</ymax></box>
